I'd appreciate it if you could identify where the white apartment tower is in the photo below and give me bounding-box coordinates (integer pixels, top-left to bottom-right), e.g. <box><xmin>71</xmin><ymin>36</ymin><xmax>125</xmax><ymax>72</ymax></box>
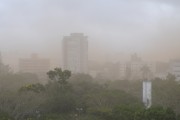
<box><xmin>62</xmin><ymin>33</ymin><xmax>88</xmax><ymax>74</ymax></box>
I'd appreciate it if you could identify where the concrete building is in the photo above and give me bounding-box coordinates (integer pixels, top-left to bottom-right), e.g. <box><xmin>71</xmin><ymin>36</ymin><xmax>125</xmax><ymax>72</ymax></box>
<box><xmin>169</xmin><ymin>60</ymin><xmax>180</xmax><ymax>81</ymax></box>
<box><xmin>130</xmin><ymin>61</ymin><xmax>144</xmax><ymax>79</ymax></box>
<box><xmin>117</xmin><ymin>54</ymin><xmax>156</xmax><ymax>80</ymax></box>
<box><xmin>97</xmin><ymin>62</ymin><xmax>120</xmax><ymax>80</ymax></box>
<box><xmin>19</xmin><ymin>54</ymin><xmax>50</xmax><ymax>77</ymax></box>
<box><xmin>119</xmin><ymin>62</ymin><xmax>127</xmax><ymax>79</ymax></box>
<box><xmin>62</xmin><ymin>33</ymin><xmax>88</xmax><ymax>74</ymax></box>
<box><xmin>129</xmin><ymin>62</ymin><xmax>156</xmax><ymax>80</ymax></box>
<box><xmin>154</xmin><ymin>62</ymin><xmax>169</xmax><ymax>80</ymax></box>
<box><xmin>0</xmin><ymin>52</ymin><xmax>10</xmax><ymax>75</ymax></box>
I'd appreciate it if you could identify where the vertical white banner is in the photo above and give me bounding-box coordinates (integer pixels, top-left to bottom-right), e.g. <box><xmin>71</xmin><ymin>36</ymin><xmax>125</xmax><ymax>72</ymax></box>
<box><xmin>143</xmin><ymin>80</ymin><xmax>152</xmax><ymax>108</ymax></box>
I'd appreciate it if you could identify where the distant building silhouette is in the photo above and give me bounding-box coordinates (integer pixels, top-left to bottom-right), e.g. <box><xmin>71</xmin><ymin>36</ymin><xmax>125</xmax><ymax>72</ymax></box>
<box><xmin>0</xmin><ymin>52</ymin><xmax>2</xmax><ymax>64</ymax></box>
<box><xmin>131</xmin><ymin>53</ymin><xmax>142</xmax><ymax>62</ymax></box>
<box><xmin>169</xmin><ymin>59</ymin><xmax>180</xmax><ymax>81</ymax></box>
<box><xmin>154</xmin><ymin>62</ymin><xmax>169</xmax><ymax>80</ymax></box>
<box><xmin>0</xmin><ymin>52</ymin><xmax>10</xmax><ymax>75</ymax></box>
<box><xmin>62</xmin><ymin>33</ymin><xmax>88</xmax><ymax>74</ymax></box>
<box><xmin>118</xmin><ymin>54</ymin><xmax>156</xmax><ymax>80</ymax></box>
<box><xmin>19</xmin><ymin>54</ymin><xmax>50</xmax><ymax>78</ymax></box>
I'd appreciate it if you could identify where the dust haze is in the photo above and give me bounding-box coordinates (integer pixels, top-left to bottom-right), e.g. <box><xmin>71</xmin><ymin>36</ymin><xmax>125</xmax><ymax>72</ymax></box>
<box><xmin>1</xmin><ymin>0</ymin><xmax>180</xmax><ymax>70</ymax></box>
<box><xmin>1</xmin><ymin>1</ymin><xmax>180</xmax><ymax>119</ymax></box>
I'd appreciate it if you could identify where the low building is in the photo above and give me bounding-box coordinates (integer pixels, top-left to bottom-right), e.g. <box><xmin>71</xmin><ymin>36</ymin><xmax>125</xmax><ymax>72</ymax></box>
<box><xmin>154</xmin><ymin>62</ymin><xmax>169</xmax><ymax>80</ymax></box>
<box><xmin>169</xmin><ymin>60</ymin><xmax>180</xmax><ymax>81</ymax></box>
<box><xmin>119</xmin><ymin>62</ymin><xmax>127</xmax><ymax>80</ymax></box>
<box><xmin>19</xmin><ymin>54</ymin><xmax>50</xmax><ymax>78</ymax></box>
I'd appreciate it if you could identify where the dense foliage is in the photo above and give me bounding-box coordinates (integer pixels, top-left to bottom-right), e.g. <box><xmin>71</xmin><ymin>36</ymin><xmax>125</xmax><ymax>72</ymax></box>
<box><xmin>0</xmin><ymin>67</ymin><xmax>180</xmax><ymax>120</ymax></box>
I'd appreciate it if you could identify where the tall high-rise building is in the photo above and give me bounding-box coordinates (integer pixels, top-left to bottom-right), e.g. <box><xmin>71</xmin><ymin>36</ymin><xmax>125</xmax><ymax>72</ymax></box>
<box><xmin>62</xmin><ymin>33</ymin><xmax>88</xmax><ymax>74</ymax></box>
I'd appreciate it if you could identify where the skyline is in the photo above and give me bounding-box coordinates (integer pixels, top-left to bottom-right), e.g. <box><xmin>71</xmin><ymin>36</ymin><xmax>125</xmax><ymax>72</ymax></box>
<box><xmin>1</xmin><ymin>0</ymin><xmax>180</xmax><ymax>67</ymax></box>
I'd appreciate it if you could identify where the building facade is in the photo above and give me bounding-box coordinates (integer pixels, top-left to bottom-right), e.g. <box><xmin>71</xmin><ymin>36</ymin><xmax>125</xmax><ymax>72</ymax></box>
<box><xmin>62</xmin><ymin>33</ymin><xmax>88</xmax><ymax>74</ymax></box>
<box><xmin>119</xmin><ymin>62</ymin><xmax>127</xmax><ymax>79</ymax></box>
<box><xmin>117</xmin><ymin>54</ymin><xmax>156</xmax><ymax>80</ymax></box>
<box><xmin>169</xmin><ymin>60</ymin><xmax>180</xmax><ymax>81</ymax></box>
<box><xmin>19</xmin><ymin>54</ymin><xmax>50</xmax><ymax>77</ymax></box>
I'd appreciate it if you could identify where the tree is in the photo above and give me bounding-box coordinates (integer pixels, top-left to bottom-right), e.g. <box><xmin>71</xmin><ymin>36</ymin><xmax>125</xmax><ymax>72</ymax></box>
<box><xmin>166</xmin><ymin>73</ymin><xmax>176</xmax><ymax>81</ymax></box>
<box><xmin>42</xmin><ymin>68</ymin><xmax>75</xmax><ymax>114</ymax></box>
<box><xmin>19</xmin><ymin>83</ymin><xmax>45</xmax><ymax>93</ymax></box>
<box><xmin>0</xmin><ymin>111</ymin><xmax>14</xmax><ymax>120</ymax></box>
<box><xmin>47</xmin><ymin>68</ymin><xmax>71</xmax><ymax>84</ymax></box>
<box><xmin>0</xmin><ymin>53</ymin><xmax>11</xmax><ymax>76</ymax></box>
<box><xmin>144</xmin><ymin>106</ymin><xmax>176</xmax><ymax>120</ymax></box>
<box><xmin>152</xmin><ymin>79</ymin><xmax>180</xmax><ymax>113</ymax></box>
<box><xmin>100</xmin><ymin>105</ymin><xmax>144</xmax><ymax>120</ymax></box>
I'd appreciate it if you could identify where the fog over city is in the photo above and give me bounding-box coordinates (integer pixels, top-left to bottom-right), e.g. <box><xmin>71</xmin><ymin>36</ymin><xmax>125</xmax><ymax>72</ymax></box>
<box><xmin>1</xmin><ymin>0</ymin><xmax>180</xmax><ymax>69</ymax></box>
<box><xmin>2</xmin><ymin>1</ymin><xmax>180</xmax><ymax>119</ymax></box>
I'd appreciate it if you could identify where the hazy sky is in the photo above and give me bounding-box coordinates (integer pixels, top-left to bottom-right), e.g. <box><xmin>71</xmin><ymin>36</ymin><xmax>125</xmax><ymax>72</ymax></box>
<box><xmin>1</xmin><ymin>0</ymin><xmax>180</xmax><ymax>68</ymax></box>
